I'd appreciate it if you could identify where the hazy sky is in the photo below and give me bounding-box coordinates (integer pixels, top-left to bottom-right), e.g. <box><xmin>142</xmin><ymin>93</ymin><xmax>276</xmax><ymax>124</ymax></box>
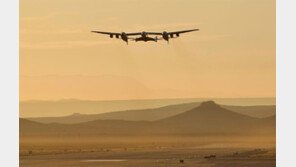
<box><xmin>20</xmin><ymin>0</ymin><xmax>276</xmax><ymax>101</ymax></box>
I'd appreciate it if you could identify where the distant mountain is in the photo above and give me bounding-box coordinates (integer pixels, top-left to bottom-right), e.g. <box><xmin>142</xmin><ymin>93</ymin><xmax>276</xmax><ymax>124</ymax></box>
<box><xmin>20</xmin><ymin>118</ymin><xmax>151</xmax><ymax>135</ymax></box>
<box><xmin>20</xmin><ymin>101</ymin><xmax>275</xmax><ymax>136</ymax></box>
<box><xmin>19</xmin><ymin>118</ymin><xmax>43</xmax><ymax>128</ymax></box>
<box><xmin>161</xmin><ymin>101</ymin><xmax>256</xmax><ymax>122</ymax></box>
<box><xmin>157</xmin><ymin>101</ymin><xmax>272</xmax><ymax>135</ymax></box>
<box><xmin>27</xmin><ymin>101</ymin><xmax>275</xmax><ymax>124</ymax></box>
<box><xmin>222</xmin><ymin>105</ymin><xmax>276</xmax><ymax>118</ymax></box>
<box><xmin>19</xmin><ymin>118</ymin><xmax>50</xmax><ymax>134</ymax></box>
<box><xmin>20</xmin><ymin>98</ymin><xmax>204</xmax><ymax>118</ymax></box>
<box><xmin>20</xmin><ymin>98</ymin><xmax>276</xmax><ymax>118</ymax></box>
<box><xmin>27</xmin><ymin>102</ymin><xmax>201</xmax><ymax>124</ymax></box>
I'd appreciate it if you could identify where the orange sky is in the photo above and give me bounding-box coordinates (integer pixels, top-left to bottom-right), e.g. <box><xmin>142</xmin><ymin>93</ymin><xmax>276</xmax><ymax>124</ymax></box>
<box><xmin>20</xmin><ymin>0</ymin><xmax>276</xmax><ymax>101</ymax></box>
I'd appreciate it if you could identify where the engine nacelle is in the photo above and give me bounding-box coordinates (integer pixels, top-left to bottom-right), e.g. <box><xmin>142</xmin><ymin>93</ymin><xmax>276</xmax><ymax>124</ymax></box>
<box><xmin>110</xmin><ymin>34</ymin><xmax>113</xmax><ymax>38</ymax></box>
<box><xmin>115</xmin><ymin>34</ymin><xmax>119</xmax><ymax>38</ymax></box>
<box><xmin>121</xmin><ymin>32</ymin><xmax>127</xmax><ymax>38</ymax></box>
<box><xmin>141</xmin><ymin>31</ymin><xmax>147</xmax><ymax>37</ymax></box>
<box><xmin>176</xmin><ymin>33</ymin><xmax>179</xmax><ymax>37</ymax></box>
<box><xmin>162</xmin><ymin>31</ymin><xmax>169</xmax><ymax>41</ymax></box>
<box><xmin>170</xmin><ymin>34</ymin><xmax>174</xmax><ymax>38</ymax></box>
<box><xmin>121</xmin><ymin>32</ymin><xmax>128</xmax><ymax>43</ymax></box>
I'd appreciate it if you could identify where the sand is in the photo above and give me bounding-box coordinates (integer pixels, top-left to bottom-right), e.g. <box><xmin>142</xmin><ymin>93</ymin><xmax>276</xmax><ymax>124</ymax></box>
<box><xmin>20</xmin><ymin>147</ymin><xmax>275</xmax><ymax>167</ymax></box>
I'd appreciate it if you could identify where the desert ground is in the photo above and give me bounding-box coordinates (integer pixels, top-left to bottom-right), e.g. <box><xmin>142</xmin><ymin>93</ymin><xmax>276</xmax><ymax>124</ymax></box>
<box><xmin>20</xmin><ymin>135</ymin><xmax>275</xmax><ymax>167</ymax></box>
<box><xmin>20</xmin><ymin>100</ymin><xmax>276</xmax><ymax>166</ymax></box>
<box><xmin>20</xmin><ymin>144</ymin><xmax>275</xmax><ymax>167</ymax></box>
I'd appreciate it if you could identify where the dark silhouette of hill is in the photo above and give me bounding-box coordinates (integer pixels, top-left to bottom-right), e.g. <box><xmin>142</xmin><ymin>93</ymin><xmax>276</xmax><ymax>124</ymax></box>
<box><xmin>27</xmin><ymin>102</ymin><xmax>275</xmax><ymax>124</ymax></box>
<box><xmin>20</xmin><ymin>98</ymin><xmax>275</xmax><ymax>118</ymax></box>
<box><xmin>20</xmin><ymin>98</ymin><xmax>205</xmax><ymax>118</ymax></box>
<box><xmin>20</xmin><ymin>101</ymin><xmax>275</xmax><ymax>136</ymax></box>
<box><xmin>259</xmin><ymin>115</ymin><xmax>276</xmax><ymax>127</ymax></box>
<box><xmin>27</xmin><ymin>102</ymin><xmax>201</xmax><ymax>124</ymax></box>
<box><xmin>20</xmin><ymin>118</ymin><xmax>43</xmax><ymax>128</ymax></box>
<box><xmin>19</xmin><ymin>118</ymin><xmax>52</xmax><ymax>134</ymax></box>
<box><xmin>157</xmin><ymin>101</ymin><xmax>274</xmax><ymax>135</ymax></box>
<box><xmin>20</xmin><ymin>117</ymin><xmax>152</xmax><ymax>135</ymax></box>
<box><xmin>161</xmin><ymin>101</ymin><xmax>255</xmax><ymax>123</ymax></box>
<box><xmin>222</xmin><ymin>105</ymin><xmax>276</xmax><ymax>118</ymax></box>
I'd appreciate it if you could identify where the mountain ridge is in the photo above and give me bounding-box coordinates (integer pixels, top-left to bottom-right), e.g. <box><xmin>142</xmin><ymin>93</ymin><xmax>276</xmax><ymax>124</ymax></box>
<box><xmin>26</xmin><ymin>101</ymin><xmax>275</xmax><ymax>124</ymax></box>
<box><xmin>20</xmin><ymin>101</ymin><xmax>275</xmax><ymax>136</ymax></box>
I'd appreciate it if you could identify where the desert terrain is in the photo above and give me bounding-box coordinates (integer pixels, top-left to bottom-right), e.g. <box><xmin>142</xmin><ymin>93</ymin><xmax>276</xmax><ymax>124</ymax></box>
<box><xmin>20</xmin><ymin>146</ymin><xmax>275</xmax><ymax>167</ymax></box>
<box><xmin>20</xmin><ymin>100</ymin><xmax>276</xmax><ymax>167</ymax></box>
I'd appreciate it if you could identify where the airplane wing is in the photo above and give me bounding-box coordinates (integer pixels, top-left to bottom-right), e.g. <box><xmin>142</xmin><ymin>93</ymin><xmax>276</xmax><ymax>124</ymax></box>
<box><xmin>126</xmin><ymin>32</ymin><xmax>142</xmax><ymax>36</ymax></box>
<box><xmin>146</xmin><ymin>29</ymin><xmax>199</xmax><ymax>36</ymax></box>
<box><xmin>91</xmin><ymin>29</ymin><xmax>199</xmax><ymax>36</ymax></box>
<box><xmin>91</xmin><ymin>31</ymin><xmax>121</xmax><ymax>35</ymax></box>
<box><xmin>91</xmin><ymin>31</ymin><xmax>143</xmax><ymax>36</ymax></box>
<box><xmin>167</xmin><ymin>29</ymin><xmax>199</xmax><ymax>35</ymax></box>
<box><xmin>146</xmin><ymin>32</ymin><xmax>163</xmax><ymax>35</ymax></box>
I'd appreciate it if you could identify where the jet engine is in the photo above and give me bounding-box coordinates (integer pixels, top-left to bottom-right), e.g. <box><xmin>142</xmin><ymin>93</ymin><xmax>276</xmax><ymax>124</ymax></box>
<box><xmin>121</xmin><ymin>32</ymin><xmax>127</xmax><ymax>39</ymax></box>
<box><xmin>162</xmin><ymin>31</ymin><xmax>169</xmax><ymax>41</ymax></box>
<box><xmin>141</xmin><ymin>31</ymin><xmax>147</xmax><ymax>37</ymax></box>
<box><xmin>110</xmin><ymin>34</ymin><xmax>113</xmax><ymax>38</ymax></box>
<box><xmin>121</xmin><ymin>32</ymin><xmax>128</xmax><ymax>44</ymax></box>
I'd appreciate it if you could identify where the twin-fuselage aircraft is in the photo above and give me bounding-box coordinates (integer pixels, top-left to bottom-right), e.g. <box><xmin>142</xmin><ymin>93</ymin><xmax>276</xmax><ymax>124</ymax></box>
<box><xmin>91</xmin><ymin>29</ymin><xmax>199</xmax><ymax>44</ymax></box>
